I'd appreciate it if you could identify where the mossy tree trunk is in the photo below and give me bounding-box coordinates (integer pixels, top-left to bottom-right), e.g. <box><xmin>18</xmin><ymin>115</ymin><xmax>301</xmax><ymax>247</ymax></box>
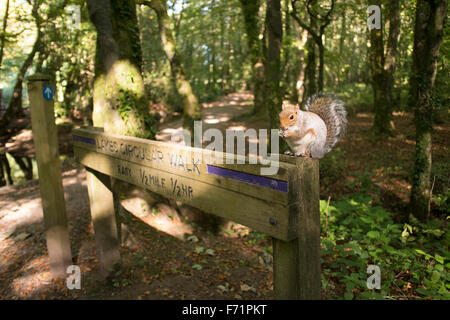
<box><xmin>264</xmin><ymin>0</ymin><xmax>289</xmax><ymax>153</ymax></box>
<box><xmin>289</xmin><ymin>24</ymin><xmax>307</xmax><ymax>104</ymax></box>
<box><xmin>302</xmin><ymin>17</ymin><xmax>317</xmax><ymax>102</ymax></box>
<box><xmin>368</xmin><ymin>0</ymin><xmax>391</xmax><ymax>136</ymax></box>
<box><xmin>0</xmin><ymin>151</ymin><xmax>13</xmax><ymax>186</ymax></box>
<box><xmin>264</xmin><ymin>0</ymin><xmax>283</xmax><ymax>129</ymax></box>
<box><xmin>239</xmin><ymin>0</ymin><xmax>265</xmax><ymax>116</ymax></box>
<box><xmin>384</xmin><ymin>0</ymin><xmax>400</xmax><ymax>113</ymax></box>
<box><xmin>87</xmin><ymin>0</ymin><xmax>152</xmax><ymax>138</ymax></box>
<box><xmin>0</xmin><ymin>1</ymin><xmax>42</xmax><ymax>133</ymax></box>
<box><xmin>144</xmin><ymin>0</ymin><xmax>202</xmax><ymax>136</ymax></box>
<box><xmin>409</xmin><ymin>0</ymin><xmax>447</xmax><ymax>221</ymax></box>
<box><xmin>0</xmin><ymin>0</ymin><xmax>10</xmax><ymax>70</ymax></box>
<box><xmin>5</xmin><ymin>33</ymin><xmax>40</xmax><ymax>119</ymax></box>
<box><xmin>368</xmin><ymin>0</ymin><xmax>400</xmax><ymax>137</ymax></box>
<box><xmin>291</xmin><ymin>0</ymin><xmax>334</xmax><ymax>96</ymax></box>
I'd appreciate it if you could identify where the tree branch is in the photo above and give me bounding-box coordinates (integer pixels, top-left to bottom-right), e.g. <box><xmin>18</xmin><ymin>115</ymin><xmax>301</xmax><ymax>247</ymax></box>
<box><xmin>291</xmin><ymin>0</ymin><xmax>321</xmax><ymax>44</ymax></box>
<box><xmin>306</xmin><ymin>0</ymin><xmax>335</xmax><ymax>23</ymax></box>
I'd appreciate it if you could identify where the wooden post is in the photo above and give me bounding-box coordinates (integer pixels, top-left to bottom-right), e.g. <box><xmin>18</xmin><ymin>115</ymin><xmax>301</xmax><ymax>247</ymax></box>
<box><xmin>85</xmin><ymin>167</ymin><xmax>121</xmax><ymax>277</ymax></box>
<box><xmin>72</xmin><ymin>128</ymin><xmax>321</xmax><ymax>289</ymax></box>
<box><xmin>273</xmin><ymin>158</ymin><xmax>321</xmax><ymax>299</ymax></box>
<box><xmin>27</xmin><ymin>73</ymin><xmax>72</xmax><ymax>278</ymax></box>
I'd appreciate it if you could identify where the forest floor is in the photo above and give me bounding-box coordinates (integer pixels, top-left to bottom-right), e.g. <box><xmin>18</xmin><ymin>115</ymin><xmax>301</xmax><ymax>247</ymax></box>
<box><xmin>0</xmin><ymin>92</ymin><xmax>448</xmax><ymax>300</ymax></box>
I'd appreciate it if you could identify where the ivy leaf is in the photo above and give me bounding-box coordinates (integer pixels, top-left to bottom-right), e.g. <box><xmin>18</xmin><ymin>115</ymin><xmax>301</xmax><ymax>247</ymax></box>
<box><xmin>434</xmin><ymin>254</ymin><xmax>444</xmax><ymax>264</ymax></box>
<box><xmin>344</xmin><ymin>292</ymin><xmax>354</xmax><ymax>300</ymax></box>
<box><xmin>431</xmin><ymin>270</ymin><xmax>441</xmax><ymax>282</ymax></box>
<box><xmin>367</xmin><ymin>231</ymin><xmax>380</xmax><ymax>239</ymax></box>
<box><xmin>195</xmin><ymin>246</ymin><xmax>205</xmax><ymax>253</ymax></box>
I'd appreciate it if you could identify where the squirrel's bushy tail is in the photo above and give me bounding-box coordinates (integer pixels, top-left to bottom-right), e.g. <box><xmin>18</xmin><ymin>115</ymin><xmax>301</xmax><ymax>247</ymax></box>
<box><xmin>305</xmin><ymin>93</ymin><xmax>347</xmax><ymax>153</ymax></box>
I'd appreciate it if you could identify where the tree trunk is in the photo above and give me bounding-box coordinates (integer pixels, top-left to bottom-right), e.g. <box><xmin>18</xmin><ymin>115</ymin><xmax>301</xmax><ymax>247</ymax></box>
<box><xmin>0</xmin><ymin>151</ymin><xmax>12</xmax><ymax>186</ymax></box>
<box><xmin>409</xmin><ymin>0</ymin><xmax>447</xmax><ymax>221</ymax></box>
<box><xmin>87</xmin><ymin>0</ymin><xmax>151</xmax><ymax>138</ymax></box>
<box><xmin>149</xmin><ymin>0</ymin><xmax>201</xmax><ymax>135</ymax></box>
<box><xmin>11</xmin><ymin>153</ymin><xmax>33</xmax><ymax>181</ymax></box>
<box><xmin>369</xmin><ymin>0</ymin><xmax>392</xmax><ymax>136</ymax></box>
<box><xmin>384</xmin><ymin>0</ymin><xmax>400</xmax><ymax>112</ymax></box>
<box><xmin>339</xmin><ymin>11</ymin><xmax>345</xmax><ymax>56</ymax></box>
<box><xmin>317</xmin><ymin>40</ymin><xmax>324</xmax><ymax>92</ymax></box>
<box><xmin>1</xmin><ymin>30</ymin><xmax>41</xmax><ymax>128</ymax></box>
<box><xmin>240</xmin><ymin>0</ymin><xmax>265</xmax><ymax>115</ymax></box>
<box><xmin>264</xmin><ymin>0</ymin><xmax>283</xmax><ymax>127</ymax></box>
<box><xmin>0</xmin><ymin>159</ymin><xmax>5</xmax><ymax>186</ymax></box>
<box><xmin>291</xmin><ymin>0</ymin><xmax>334</xmax><ymax>98</ymax></box>
<box><xmin>265</xmin><ymin>0</ymin><xmax>288</xmax><ymax>152</ymax></box>
<box><xmin>280</xmin><ymin>0</ymin><xmax>291</xmax><ymax>100</ymax></box>
<box><xmin>0</xmin><ymin>0</ymin><xmax>10</xmax><ymax>70</ymax></box>
<box><xmin>303</xmin><ymin>16</ymin><xmax>317</xmax><ymax>103</ymax></box>
<box><xmin>289</xmin><ymin>26</ymin><xmax>306</xmax><ymax>104</ymax></box>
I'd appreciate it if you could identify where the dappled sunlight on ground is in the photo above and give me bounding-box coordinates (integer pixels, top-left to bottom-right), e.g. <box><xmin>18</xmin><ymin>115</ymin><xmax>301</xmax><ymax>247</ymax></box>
<box><xmin>156</xmin><ymin>123</ymin><xmax>184</xmax><ymax>142</ymax></box>
<box><xmin>156</xmin><ymin>92</ymin><xmax>266</xmax><ymax>152</ymax></box>
<box><xmin>1</xmin><ymin>90</ymin><xmax>448</xmax><ymax>300</ymax></box>
<box><xmin>120</xmin><ymin>197</ymin><xmax>193</xmax><ymax>240</ymax></box>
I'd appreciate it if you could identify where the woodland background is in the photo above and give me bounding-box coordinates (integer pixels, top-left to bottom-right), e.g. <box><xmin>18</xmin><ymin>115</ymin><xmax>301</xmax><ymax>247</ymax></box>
<box><xmin>0</xmin><ymin>0</ymin><xmax>448</xmax><ymax>300</ymax></box>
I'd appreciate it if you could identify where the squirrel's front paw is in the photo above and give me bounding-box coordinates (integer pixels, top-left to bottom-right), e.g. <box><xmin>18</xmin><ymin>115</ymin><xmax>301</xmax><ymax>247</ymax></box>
<box><xmin>284</xmin><ymin>151</ymin><xmax>294</xmax><ymax>156</ymax></box>
<box><xmin>295</xmin><ymin>151</ymin><xmax>311</xmax><ymax>158</ymax></box>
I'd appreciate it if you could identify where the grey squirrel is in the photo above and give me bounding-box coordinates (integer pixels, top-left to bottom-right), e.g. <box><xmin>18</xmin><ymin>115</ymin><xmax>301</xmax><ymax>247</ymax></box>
<box><xmin>279</xmin><ymin>93</ymin><xmax>347</xmax><ymax>159</ymax></box>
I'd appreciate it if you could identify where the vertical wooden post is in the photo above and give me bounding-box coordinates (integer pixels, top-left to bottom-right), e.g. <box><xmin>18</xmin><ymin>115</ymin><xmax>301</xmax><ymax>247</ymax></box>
<box><xmin>27</xmin><ymin>73</ymin><xmax>72</xmax><ymax>278</ymax></box>
<box><xmin>85</xmin><ymin>167</ymin><xmax>121</xmax><ymax>277</ymax></box>
<box><xmin>273</xmin><ymin>158</ymin><xmax>321</xmax><ymax>299</ymax></box>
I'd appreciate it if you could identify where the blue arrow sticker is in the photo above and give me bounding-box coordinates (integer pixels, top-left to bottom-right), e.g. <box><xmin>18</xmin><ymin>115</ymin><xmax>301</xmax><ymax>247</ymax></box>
<box><xmin>43</xmin><ymin>85</ymin><xmax>53</xmax><ymax>101</ymax></box>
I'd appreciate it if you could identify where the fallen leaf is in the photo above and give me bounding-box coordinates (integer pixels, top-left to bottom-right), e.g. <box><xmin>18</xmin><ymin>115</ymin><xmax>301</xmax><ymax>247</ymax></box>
<box><xmin>15</xmin><ymin>232</ymin><xmax>31</xmax><ymax>241</ymax></box>
<box><xmin>240</xmin><ymin>283</ymin><xmax>256</xmax><ymax>293</ymax></box>
<box><xmin>217</xmin><ymin>285</ymin><xmax>228</xmax><ymax>293</ymax></box>
<box><xmin>187</xmin><ymin>235</ymin><xmax>199</xmax><ymax>242</ymax></box>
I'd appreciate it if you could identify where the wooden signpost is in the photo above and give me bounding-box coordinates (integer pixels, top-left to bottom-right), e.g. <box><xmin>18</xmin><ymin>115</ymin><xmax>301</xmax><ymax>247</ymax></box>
<box><xmin>73</xmin><ymin>127</ymin><xmax>321</xmax><ymax>299</ymax></box>
<box><xmin>28</xmin><ymin>74</ymin><xmax>72</xmax><ymax>278</ymax></box>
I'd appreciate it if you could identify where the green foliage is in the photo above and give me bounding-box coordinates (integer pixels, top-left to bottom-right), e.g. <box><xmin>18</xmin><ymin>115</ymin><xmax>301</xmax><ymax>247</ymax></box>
<box><xmin>114</xmin><ymin>87</ymin><xmax>157</xmax><ymax>139</ymax></box>
<box><xmin>116</xmin><ymin>89</ymin><xmax>135</xmax><ymax>124</ymax></box>
<box><xmin>110</xmin><ymin>269</ymin><xmax>133</xmax><ymax>288</ymax></box>
<box><xmin>430</xmin><ymin>161</ymin><xmax>450</xmax><ymax>200</ymax></box>
<box><xmin>319</xmin><ymin>147</ymin><xmax>345</xmax><ymax>190</ymax></box>
<box><xmin>139</xmin><ymin>0</ymin><xmax>248</xmax><ymax>105</ymax></box>
<box><xmin>433</xmin><ymin>190</ymin><xmax>449</xmax><ymax>217</ymax></box>
<box><xmin>336</xmin><ymin>83</ymin><xmax>373</xmax><ymax>114</ymax></box>
<box><xmin>4</xmin><ymin>153</ymin><xmax>38</xmax><ymax>182</ymax></box>
<box><xmin>320</xmin><ymin>195</ymin><xmax>449</xmax><ymax>300</ymax></box>
<box><xmin>345</xmin><ymin>168</ymin><xmax>376</xmax><ymax>195</ymax></box>
<box><xmin>432</xmin><ymin>14</ymin><xmax>449</xmax><ymax>124</ymax></box>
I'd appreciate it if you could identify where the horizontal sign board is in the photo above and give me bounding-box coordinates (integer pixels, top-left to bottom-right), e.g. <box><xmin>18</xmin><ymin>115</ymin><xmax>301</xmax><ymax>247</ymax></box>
<box><xmin>73</xmin><ymin>128</ymin><xmax>299</xmax><ymax>241</ymax></box>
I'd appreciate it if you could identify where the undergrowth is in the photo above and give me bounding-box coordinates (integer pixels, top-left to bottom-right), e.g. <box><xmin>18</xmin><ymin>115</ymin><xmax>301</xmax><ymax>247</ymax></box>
<box><xmin>320</xmin><ymin>195</ymin><xmax>449</xmax><ymax>300</ymax></box>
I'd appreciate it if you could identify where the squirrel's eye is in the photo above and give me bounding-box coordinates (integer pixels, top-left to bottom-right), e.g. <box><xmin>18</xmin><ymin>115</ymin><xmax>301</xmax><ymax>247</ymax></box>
<box><xmin>289</xmin><ymin>114</ymin><xmax>294</xmax><ymax>120</ymax></box>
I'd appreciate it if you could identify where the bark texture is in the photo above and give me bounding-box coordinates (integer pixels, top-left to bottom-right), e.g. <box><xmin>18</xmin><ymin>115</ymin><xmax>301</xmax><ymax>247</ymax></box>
<box><xmin>409</xmin><ymin>0</ymin><xmax>447</xmax><ymax>221</ymax></box>
<box><xmin>87</xmin><ymin>0</ymin><xmax>151</xmax><ymax>137</ymax></box>
<box><xmin>240</xmin><ymin>0</ymin><xmax>265</xmax><ymax>115</ymax></box>
<box><xmin>147</xmin><ymin>0</ymin><xmax>202</xmax><ymax>135</ymax></box>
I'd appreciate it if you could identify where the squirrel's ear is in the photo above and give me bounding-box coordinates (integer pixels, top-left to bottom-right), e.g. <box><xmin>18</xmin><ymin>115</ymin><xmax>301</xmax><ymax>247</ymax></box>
<box><xmin>294</xmin><ymin>104</ymin><xmax>300</xmax><ymax>113</ymax></box>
